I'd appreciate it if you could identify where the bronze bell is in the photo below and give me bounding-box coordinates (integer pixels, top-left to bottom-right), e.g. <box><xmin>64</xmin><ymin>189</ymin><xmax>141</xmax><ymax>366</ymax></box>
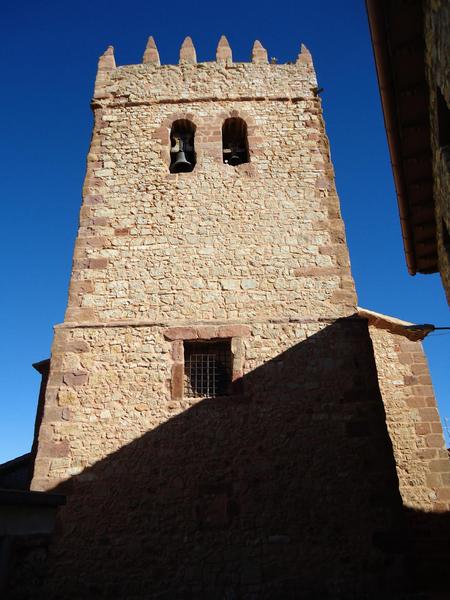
<box><xmin>170</xmin><ymin>138</ymin><xmax>193</xmax><ymax>173</ymax></box>
<box><xmin>228</xmin><ymin>152</ymin><xmax>241</xmax><ymax>166</ymax></box>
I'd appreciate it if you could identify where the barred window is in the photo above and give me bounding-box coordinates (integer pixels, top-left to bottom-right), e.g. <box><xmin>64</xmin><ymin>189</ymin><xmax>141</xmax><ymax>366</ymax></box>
<box><xmin>184</xmin><ymin>340</ymin><xmax>232</xmax><ymax>398</ymax></box>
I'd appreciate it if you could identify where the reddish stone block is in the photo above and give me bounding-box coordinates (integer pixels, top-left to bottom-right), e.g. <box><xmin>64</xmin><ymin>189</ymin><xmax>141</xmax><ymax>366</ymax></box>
<box><xmin>426</xmin><ymin>434</ymin><xmax>445</xmax><ymax>448</ymax></box>
<box><xmin>426</xmin><ymin>472</ymin><xmax>442</xmax><ymax>487</ymax></box>
<box><xmin>330</xmin><ymin>290</ymin><xmax>356</xmax><ymax>303</ymax></box>
<box><xmin>431</xmin><ymin>422</ymin><xmax>445</xmax><ymax>433</ymax></box>
<box><xmin>417</xmin><ymin>448</ymin><xmax>438</xmax><ymax>460</ymax></box>
<box><xmin>406</xmin><ymin>397</ymin><xmax>427</xmax><ymax>408</ymax></box>
<box><xmin>437</xmin><ymin>449</ymin><xmax>449</xmax><ymax>459</ymax></box>
<box><xmin>39</xmin><ymin>440</ymin><xmax>70</xmax><ymax>458</ymax></box>
<box><xmin>411</xmin><ymin>363</ymin><xmax>428</xmax><ymax>375</ymax></box>
<box><xmin>84</xmin><ymin>195</ymin><xmax>104</xmax><ymax>206</ymax></box>
<box><xmin>164</xmin><ymin>327</ymin><xmax>198</xmax><ymax>341</ymax></box>
<box><xmin>171</xmin><ymin>363</ymin><xmax>184</xmax><ymax>399</ymax></box>
<box><xmin>72</xmin><ymin>259</ymin><xmax>90</xmax><ymax>270</ymax></box>
<box><xmin>84</xmin><ymin>237</ymin><xmax>108</xmax><ymax>248</ymax></box>
<box><xmin>414</xmin><ymin>384</ymin><xmax>434</xmax><ymax>397</ymax></box>
<box><xmin>63</xmin><ymin>371</ymin><xmax>89</xmax><ymax>387</ymax></box>
<box><xmin>69</xmin><ymin>280</ymin><xmax>94</xmax><ymax>306</ymax></box>
<box><xmin>114</xmin><ymin>228</ymin><xmax>130</xmax><ymax>236</ymax></box>
<box><xmin>398</xmin><ymin>353</ymin><xmax>413</xmax><ymax>365</ymax></box>
<box><xmin>293</xmin><ymin>267</ymin><xmax>339</xmax><ymax>277</ymax></box>
<box><xmin>69</xmin><ymin>340</ymin><xmax>90</xmax><ymax>353</ymax></box>
<box><xmin>441</xmin><ymin>473</ymin><xmax>450</xmax><ymax>486</ymax></box>
<box><xmin>42</xmin><ymin>388</ymin><xmax>59</xmax><ymax>407</ymax></box>
<box><xmin>425</xmin><ymin>396</ymin><xmax>438</xmax><ymax>407</ymax></box>
<box><xmin>65</xmin><ymin>307</ymin><xmax>96</xmax><ymax>322</ymax></box>
<box><xmin>436</xmin><ymin>488</ymin><xmax>450</xmax><ymax>501</ymax></box>
<box><xmin>70</xmin><ymin>280</ymin><xmax>95</xmax><ymax>294</ymax></box>
<box><xmin>80</xmin><ymin>206</ymin><xmax>92</xmax><ymax>219</ymax></box>
<box><xmin>171</xmin><ymin>340</ymin><xmax>184</xmax><ymax>362</ymax></box>
<box><xmin>418</xmin><ymin>407</ymin><xmax>441</xmax><ymax>422</ymax></box>
<box><xmin>42</xmin><ymin>407</ymin><xmax>63</xmax><ymax>422</ymax></box>
<box><xmin>415</xmin><ymin>423</ymin><xmax>431</xmax><ymax>435</ymax></box>
<box><xmin>429</xmin><ymin>459</ymin><xmax>450</xmax><ymax>472</ymax></box>
<box><xmin>92</xmin><ymin>217</ymin><xmax>109</xmax><ymax>226</ymax></box>
<box><xmin>89</xmin><ymin>258</ymin><xmax>108</xmax><ymax>269</ymax></box>
<box><xmin>218</xmin><ymin>325</ymin><xmax>251</xmax><ymax>338</ymax></box>
<box><xmin>195</xmin><ymin>326</ymin><xmax>219</xmax><ymax>340</ymax></box>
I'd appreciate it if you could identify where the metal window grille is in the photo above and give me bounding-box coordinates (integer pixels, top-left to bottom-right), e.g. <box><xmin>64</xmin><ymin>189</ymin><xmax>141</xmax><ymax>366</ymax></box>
<box><xmin>184</xmin><ymin>341</ymin><xmax>231</xmax><ymax>398</ymax></box>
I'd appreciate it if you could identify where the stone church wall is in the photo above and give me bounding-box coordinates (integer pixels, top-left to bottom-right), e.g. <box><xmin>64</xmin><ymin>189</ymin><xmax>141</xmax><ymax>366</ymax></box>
<box><xmin>23</xmin><ymin>39</ymin><xmax>450</xmax><ymax>598</ymax></box>
<box><xmin>30</xmin><ymin>317</ymin><xmax>411</xmax><ymax>598</ymax></box>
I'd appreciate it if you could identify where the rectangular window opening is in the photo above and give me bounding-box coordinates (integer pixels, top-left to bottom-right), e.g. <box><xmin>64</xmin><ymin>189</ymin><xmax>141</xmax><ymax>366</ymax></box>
<box><xmin>184</xmin><ymin>340</ymin><xmax>232</xmax><ymax>398</ymax></box>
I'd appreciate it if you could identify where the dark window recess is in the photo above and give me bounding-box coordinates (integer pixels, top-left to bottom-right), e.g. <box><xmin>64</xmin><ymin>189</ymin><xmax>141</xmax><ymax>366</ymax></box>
<box><xmin>437</xmin><ymin>86</ymin><xmax>450</xmax><ymax>149</ymax></box>
<box><xmin>222</xmin><ymin>117</ymin><xmax>249</xmax><ymax>166</ymax></box>
<box><xmin>184</xmin><ymin>340</ymin><xmax>232</xmax><ymax>398</ymax></box>
<box><xmin>170</xmin><ymin>119</ymin><xmax>196</xmax><ymax>173</ymax></box>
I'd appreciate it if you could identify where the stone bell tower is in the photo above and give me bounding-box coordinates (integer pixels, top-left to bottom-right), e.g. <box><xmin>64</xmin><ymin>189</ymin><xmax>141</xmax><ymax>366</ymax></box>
<box><xmin>28</xmin><ymin>36</ymin><xmax>450</xmax><ymax>599</ymax></box>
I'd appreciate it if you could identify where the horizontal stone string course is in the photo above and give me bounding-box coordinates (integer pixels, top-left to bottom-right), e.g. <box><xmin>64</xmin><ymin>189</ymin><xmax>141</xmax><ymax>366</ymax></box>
<box><xmin>92</xmin><ymin>96</ymin><xmax>312</xmax><ymax>109</ymax></box>
<box><xmin>54</xmin><ymin>313</ymin><xmax>428</xmax><ymax>342</ymax></box>
<box><xmin>55</xmin><ymin>315</ymin><xmax>366</xmax><ymax>331</ymax></box>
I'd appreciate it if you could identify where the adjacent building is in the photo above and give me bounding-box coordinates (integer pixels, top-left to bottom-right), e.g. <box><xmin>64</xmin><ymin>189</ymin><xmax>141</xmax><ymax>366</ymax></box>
<box><xmin>366</xmin><ymin>0</ymin><xmax>450</xmax><ymax>303</ymax></box>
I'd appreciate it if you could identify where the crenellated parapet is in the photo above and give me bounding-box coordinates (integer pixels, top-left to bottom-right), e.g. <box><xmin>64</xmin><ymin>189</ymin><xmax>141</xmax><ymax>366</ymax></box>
<box><xmin>93</xmin><ymin>36</ymin><xmax>318</xmax><ymax>104</ymax></box>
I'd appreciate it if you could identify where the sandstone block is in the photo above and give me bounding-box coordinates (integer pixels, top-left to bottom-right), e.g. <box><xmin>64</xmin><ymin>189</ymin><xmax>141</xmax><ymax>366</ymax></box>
<box><xmin>171</xmin><ymin>363</ymin><xmax>184</xmax><ymax>399</ymax></box>
<box><xmin>164</xmin><ymin>327</ymin><xmax>198</xmax><ymax>341</ymax></box>
<box><xmin>39</xmin><ymin>440</ymin><xmax>70</xmax><ymax>458</ymax></box>
<box><xmin>84</xmin><ymin>195</ymin><xmax>104</xmax><ymax>206</ymax></box>
<box><xmin>430</xmin><ymin>459</ymin><xmax>450</xmax><ymax>472</ymax></box>
<box><xmin>426</xmin><ymin>434</ymin><xmax>445</xmax><ymax>448</ymax></box>
<box><xmin>89</xmin><ymin>258</ymin><xmax>108</xmax><ymax>270</ymax></box>
<box><xmin>63</xmin><ymin>371</ymin><xmax>89</xmax><ymax>387</ymax></box>
<box><xmin>436</xmin><ymin>488</ymin><xmax>450</xmax><ymax>501</ymax></box>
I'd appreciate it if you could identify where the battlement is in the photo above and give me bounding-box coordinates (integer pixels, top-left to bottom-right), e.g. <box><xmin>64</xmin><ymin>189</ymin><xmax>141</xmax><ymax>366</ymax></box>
<box><xmin>94</xmin><ymin>36</ymin><xmax>318</xmax><ymax>105</ymax></box>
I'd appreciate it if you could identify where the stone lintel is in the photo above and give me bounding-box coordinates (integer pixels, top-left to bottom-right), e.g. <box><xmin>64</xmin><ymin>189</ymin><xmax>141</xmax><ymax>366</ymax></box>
<box><xmin>164</xmin><ymin>324</ymin><xmax>251</xmax><ymax>341</ymax></box>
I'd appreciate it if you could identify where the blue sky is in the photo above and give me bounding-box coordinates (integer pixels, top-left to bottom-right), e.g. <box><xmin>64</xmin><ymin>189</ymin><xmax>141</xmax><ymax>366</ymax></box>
<box><xmin>1</xmin><ymin>0</ymin><xmax>448</xmax><ymax>463</ymax></box>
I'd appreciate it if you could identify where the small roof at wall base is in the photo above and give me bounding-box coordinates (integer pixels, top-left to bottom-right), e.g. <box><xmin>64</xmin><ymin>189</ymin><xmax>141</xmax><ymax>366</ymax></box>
<box><xmin>357</xmin><ymin>306</ymin><xmax>427</xmax><ymax>341</ymax></box>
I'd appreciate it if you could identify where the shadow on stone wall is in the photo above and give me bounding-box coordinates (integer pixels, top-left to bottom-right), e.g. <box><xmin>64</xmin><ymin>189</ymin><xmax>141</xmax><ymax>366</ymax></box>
<box><xmin>8</xmin><ymin>318</ymin><xmax>450</xmax><ymax>599</ymax></box>
<box><xmin>402</xmin><ymin>506</ymin><xmax>450</xmax><ymax>598</ymax></box>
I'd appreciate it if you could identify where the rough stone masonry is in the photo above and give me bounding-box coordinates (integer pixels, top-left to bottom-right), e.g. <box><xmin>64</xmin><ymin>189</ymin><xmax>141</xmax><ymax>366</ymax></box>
<box><xmin>22</xmin><ymin>36</ymin><xmax>450</xmax><ymax>599</ymax></box>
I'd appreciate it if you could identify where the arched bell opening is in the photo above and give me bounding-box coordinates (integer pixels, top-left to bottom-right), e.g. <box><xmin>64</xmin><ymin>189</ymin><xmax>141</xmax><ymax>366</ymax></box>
<box><xmin>222</xmin><ymin>117</ymin><xmax>250</xmax><ymax>166</ymax></box>
<box><xmin>169</xmin><ymin>119</ymin><xmax>196</xmax><ymax>173</ymax></box>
